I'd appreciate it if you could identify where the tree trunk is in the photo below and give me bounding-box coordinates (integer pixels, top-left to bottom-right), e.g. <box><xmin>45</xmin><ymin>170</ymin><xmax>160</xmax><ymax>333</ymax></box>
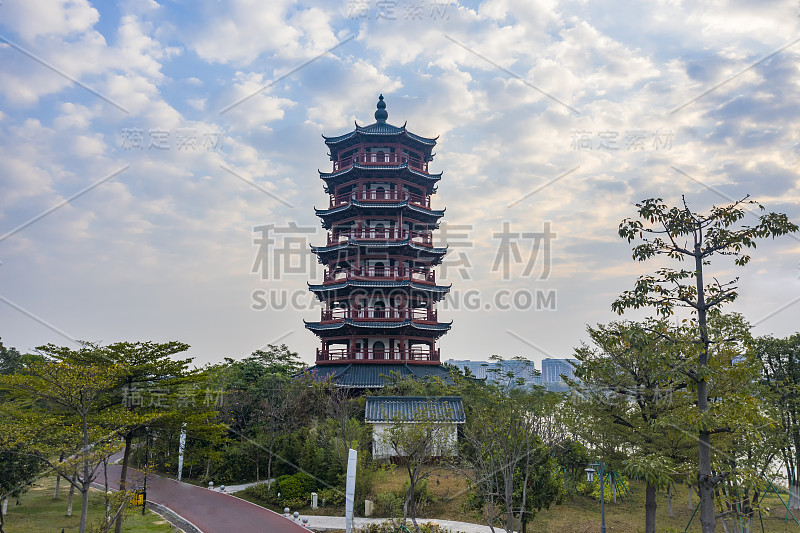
<box><xmin>645</xmin><ymin>482</ymin><xmax>657</xmax><ymax>533</ymax></box>
<box><xmin>115</xmin><ymin>430</ymin><xmax>133</xmax><ymax>533</ymax></box>
<box><xmin>791</xmin><ymin>481</ymin><xmax>800</xmax><ymax>510</ymax></box>
<box><xmin>0</xmin><ymin>496</ymin><xmax>5</xmax><ymax>533</ymax></box>
<box><xmin>54</xmin><ymin>452</ymin><xmax>64</xmax><ymax>499</ymax></box>
<box><xmin>80</xmin><ymin>483</ymin><xmax>89</xmax><ymax>533</ymax></box>
<box><xmin>696</xmin><ymin>252</ymin><xmax>717</xmax><ymax>533</ymax></box>
<box><xmin>104</xmin><ymin>458</ymin><xmax>110</xmax><ymax>520</ymax></box>
<box><xmin>1</xmin><ymin>498</ymin><xmax>6</xmax><ymax>517</ymax></box>
<box><xmin>267</xmin><ymin>442</ymin><xmax>274</xmax><ymax>489</ymax></box>
<box><xmin>79</xmin><ymin>412</ymin><xmax>90</xmax><ymax>533</ymax></box>
<box><xmin>611</xmin><ymin>473</ymin><xmax>617</xmax><ymax>503</ymax></box>
<box><xmin>667</xmin><ymin>485</ymin><xmax>673</xmax><ymax>518</ymax></box>
<box><xmin>67</xmin><ymin>478</ymin><xmax>75</xmax><ymax>516</ymax></box>
<box><xmin>688</xmin><ymin>484</ymin><xmax>693</xmax><ymax>509</ymax></box>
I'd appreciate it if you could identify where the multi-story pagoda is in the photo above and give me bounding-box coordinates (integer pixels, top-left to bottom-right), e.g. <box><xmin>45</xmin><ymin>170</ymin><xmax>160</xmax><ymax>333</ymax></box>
<box><xmin>304</xmin><ymin>95</ymin><xmax>454</xmax><ymax>388</ymax></box>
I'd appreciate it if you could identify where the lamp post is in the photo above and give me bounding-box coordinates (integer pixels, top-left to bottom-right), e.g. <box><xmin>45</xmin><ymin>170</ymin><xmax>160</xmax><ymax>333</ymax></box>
<box><xmin>586</xmin><ymin>462</ymin><xmax>606</xmax><ymax>533</ymax></box>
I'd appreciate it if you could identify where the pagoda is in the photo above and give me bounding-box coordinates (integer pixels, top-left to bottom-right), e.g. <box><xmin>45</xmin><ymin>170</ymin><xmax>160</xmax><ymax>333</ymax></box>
<box><xmin>304</xmin><ymin>95</ymin><xmax>454</xmax><ymax>388</ymax></box>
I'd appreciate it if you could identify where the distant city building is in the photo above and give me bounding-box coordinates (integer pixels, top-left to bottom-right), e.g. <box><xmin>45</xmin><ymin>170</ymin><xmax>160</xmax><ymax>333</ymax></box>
<box><xmin>446</xmin><ymin>359</ymin><xmax>539</xmax><ymax>385</ymax></box>
<box><xmin>446</xmin><ymin>357</ymin><xmax>579</xmax><ymax>392</ymax></box>
<box><xmin>541</xmin><ymin>358</ymin><xmax>578</xmax><ymax>383</ymax></box>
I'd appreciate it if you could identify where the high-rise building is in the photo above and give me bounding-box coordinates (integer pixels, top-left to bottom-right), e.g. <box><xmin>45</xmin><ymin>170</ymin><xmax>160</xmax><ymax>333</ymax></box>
<box><xmin>540</xmin><ymin>358</ymin><xmax>578</xmax><ymax>383</ymax></box>
<box><xmin>446</xmin><ymin>359</ymin><xmax>539</xmax><ymax>384</ymax></box>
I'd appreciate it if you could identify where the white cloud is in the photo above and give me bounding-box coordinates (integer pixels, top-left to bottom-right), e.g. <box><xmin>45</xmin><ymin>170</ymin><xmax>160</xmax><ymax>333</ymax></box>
<box><xmin>1</xmin><ymin>0</ymin><xmax>99</xmax><ymax>42</ymax></box>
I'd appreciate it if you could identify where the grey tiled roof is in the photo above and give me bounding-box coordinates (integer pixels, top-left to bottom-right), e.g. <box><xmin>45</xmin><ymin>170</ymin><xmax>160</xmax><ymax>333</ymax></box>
<box><xmin>304</xmin><ymin>319</ymin><xmax>452</xmax><ymax>331</ymax></box>
<box><xmin>364</xmin><ymin>396</ymin><xmax>466</xmax><ymax>423</ymax></box>
<box><xmin>303</xmin><ymin>363</ymin><xmax>456</xmax><ymax>388</ymax></box>
<box><xmin>322</xmin><ymin>121</ymin><xmax>437</xmax><ymax>146</ymax></box>
<box><xmin>314</xmin><ymin>200</ymin><xmax>446</xmax><ymax>218</ymax></box>
<box><xmin>308</xmin><ymin>279</ymin><xmax>452</xmax><ymax>293</ymax></box>
<box><xmin>318</xmin><ymin>163</ymin><xmax>442</xmax><ymax>181</ymax></box>
<box><xmin>310</xmin><ymin>239</ymin><xmax>447</xmax><ymax>255</ymax></box>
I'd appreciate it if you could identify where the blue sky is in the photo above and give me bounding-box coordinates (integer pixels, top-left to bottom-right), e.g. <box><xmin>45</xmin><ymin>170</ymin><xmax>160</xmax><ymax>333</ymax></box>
<box><xmin>1</xmin><ymin>0</ymin><xmax>798</xmax><ymax>369</ymax></box>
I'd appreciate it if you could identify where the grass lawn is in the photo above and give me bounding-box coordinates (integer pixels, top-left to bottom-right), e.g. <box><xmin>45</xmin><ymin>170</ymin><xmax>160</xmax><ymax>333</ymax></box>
<box><xmin>235</xmin><ymin>466</ymin><xmax>800</xmax><ymax>533</ymax></box>
<box><xmin>2</xmin><ymin>476</ymin><xmax>179</xmax><ymax>533</ymax></box>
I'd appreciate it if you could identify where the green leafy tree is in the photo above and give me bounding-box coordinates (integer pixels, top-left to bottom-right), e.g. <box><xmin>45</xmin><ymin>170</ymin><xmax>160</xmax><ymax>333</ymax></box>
<box><xmin>0</xmin><ymin>340</ymin><xmax>45</xmax><ymax>533</ymax></box>
<box><xmin>0</xmin><ymin>345</ymin><xmax>127</xmax><ymax>533</ymax></box>
<box><xmin>82</xmin><ymin>341</ymin><xmax>199</xmax><ymax>533</ymax></box>
<box><xmin>613</xmin><ymin>196</ymin><xmax>797</xmax><ymax>533</ymax></box>
<box><xmin>216</xmin><ymin>344</ymin><xmax>310</xmax><ymax>486</ymax></box>
<box><xmin>463</xmin><ymin>385</ymin><xmax>562</xmax><ymax>533</ymax></box>
<box><xmin>568</xmin><ymin>319</ymin><xmax>693</xmax><ymax>533</ymax></box>
<box><xmin>381</xmin><ymin>401</ymin><xmax>456</xmax><ymax>533</ymax></box>
<box><xmin>755</xmin><ymin>333</ymin><xmax>800</xmax><ymax>508</ymax></box>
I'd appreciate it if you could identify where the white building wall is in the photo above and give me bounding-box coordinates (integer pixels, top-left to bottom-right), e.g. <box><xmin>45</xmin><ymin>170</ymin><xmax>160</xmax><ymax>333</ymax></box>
<box><xmin>371</xmin><ymin>423</ymin><xmax>459</xmax><ymax>461</ymax></box>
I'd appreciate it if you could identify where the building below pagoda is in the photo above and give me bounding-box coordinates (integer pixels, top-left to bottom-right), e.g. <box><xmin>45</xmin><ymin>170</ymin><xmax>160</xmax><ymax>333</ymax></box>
<box><xmin>303</xmin><ymin>95</ymin><xmax>456</xmax><ymax>388</ymax></box>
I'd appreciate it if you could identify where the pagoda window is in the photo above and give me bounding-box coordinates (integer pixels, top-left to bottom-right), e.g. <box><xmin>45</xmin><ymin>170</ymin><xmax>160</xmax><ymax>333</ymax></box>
<box><xmin>372</xmin><ymin>341</ymin><xmax>385</xmax><ymax>360</ymax></box>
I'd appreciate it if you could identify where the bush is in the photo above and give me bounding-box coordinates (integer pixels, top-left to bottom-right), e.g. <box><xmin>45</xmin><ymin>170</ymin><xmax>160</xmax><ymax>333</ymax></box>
<box><xmin>357</xmin><ymin>521</ymin><xmax>460</xmax><ymax>533</ymax></box>
<box><xmin>318</xmin><ymin>487</ymin><xmax>345</xmax><ymax>507</ymax></box>
<box><xmin>278</xmin><ymin>477</ymin><xmax>303</xmax><ymax>502</ymax></box>
<box><xmin>293</xmin><ymin>471</ymin><xmax>317</xmax><ymax>494</ymax></box>
<box><xmin>248</xmin><ymin>482</ymin><xmax>272</xmax><ymax>502</ymax></box>
<box><xmin>374</xmin><ymin>491</ymin><xmax>403</xmax><ymax>517</ymax></box>
<box><xmin>401</xmin><ymin>478</ymin><xmax>435</xmax><ymax>506</ymax></box>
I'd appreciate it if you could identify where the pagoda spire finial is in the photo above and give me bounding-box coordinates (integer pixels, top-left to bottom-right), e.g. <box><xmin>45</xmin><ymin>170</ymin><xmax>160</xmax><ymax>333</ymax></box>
<box><xmin>374</xmin><ymin>94</ymin><xmax>388</xmax><ymax>123</ymax></box>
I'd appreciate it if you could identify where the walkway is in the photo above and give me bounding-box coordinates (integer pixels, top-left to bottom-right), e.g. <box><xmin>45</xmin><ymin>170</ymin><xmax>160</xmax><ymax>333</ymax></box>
<box><xmin>102</xmin><ymin>459</ymin><xmax>503</xmax><ymax>533</ymax></box>
<box><xmin>104</xmin><ymin>464</ymin><xmax>308</xmax><ymax>533</ymax></box>
<box><xmin>295</xmin><ymin>515</ymin><xmax>506</xmax><ymax>533</ymax></box>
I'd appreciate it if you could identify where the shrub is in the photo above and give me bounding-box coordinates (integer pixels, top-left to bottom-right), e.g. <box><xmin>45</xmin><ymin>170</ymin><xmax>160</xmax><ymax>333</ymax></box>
<box><xmin>374</xmin><ymin>491</ymin><xmax>403</xmax><ymax>517</ymax></box>
<box><xmin>318</xmin><ymin>487</ymin><xmax>345</xmax><ymax>507</ymax></box>
<box><xmin>275</xmin><ymin>476</ymin><xmax>304</xmax><ymax>502</ymax></box>
<box><xmin>248</xmin><ymin>482</ymin><xmax>272</xmax><ymax>502</ymax></box>
<box><xmin>356</xmin><ymin>521</ymin><xmax>461</xmax><ymax>533</ymax></box>
<box><xmin>293</xmin><ymin>471</ymin><xmax>317</xmax><ymax>494</ymax></box>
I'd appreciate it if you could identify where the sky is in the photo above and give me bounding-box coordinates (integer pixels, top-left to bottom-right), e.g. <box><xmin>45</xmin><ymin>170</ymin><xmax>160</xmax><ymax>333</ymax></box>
<box><xmin>0</xmin><ymin>0</ymin><xmax>799</xmax><ymax>370</ymax></box>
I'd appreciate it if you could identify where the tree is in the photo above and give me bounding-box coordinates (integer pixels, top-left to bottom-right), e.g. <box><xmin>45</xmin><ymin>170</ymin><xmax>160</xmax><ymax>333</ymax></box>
<box><xmin>463</xmin><ymin>385</ymin><xmax>562</xmax><ymax>533</ymax></box>
<box><xmin>40</xmin><ymin>340</ymin><xmax>216</xmax><ymax>533</ymax></box>
<box><xmin>613</xmin><ymin>196</ymin><xmax>797</xmax><ymax>533</ymax></box>
<box><xmin>755</xmin><ymin>334</ymin><xmax>800</xmax><ymax>508</ymax></box>
<box><xmin>0</xmin><ymin>340</ymin><xmax>45</xmax><ymax>533</ymax></box>
<box><xmin>382</xmin><ymin>400</ymin><xmax>457</xmax><ymax>533</ymax></box>
<box><xmin>216</xmin><ymin>344</ymin><xmax>310</xmax><ymax>486</ymax></box>
<box><xmin>568</xmin><ymin>319</ymin><xmax>693</xmax><ymax>533</ymax></box>
<box><xmin>0</xmin><ymin>345</ymin><xmax>127</xmax><ymax>533</ymax></box>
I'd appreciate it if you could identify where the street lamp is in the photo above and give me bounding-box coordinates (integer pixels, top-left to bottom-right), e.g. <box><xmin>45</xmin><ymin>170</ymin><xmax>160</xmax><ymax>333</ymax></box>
<box><xmin>585</xmin><ymin>462</ymin><xmax>606</xmax><ymax>533</ymax></box>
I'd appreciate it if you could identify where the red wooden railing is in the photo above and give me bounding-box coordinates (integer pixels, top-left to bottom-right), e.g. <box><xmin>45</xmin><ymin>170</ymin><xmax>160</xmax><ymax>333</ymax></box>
<box><xmin>316</xmin><ymin>347</ymin><xmax>440</xmax><ymax>363</ymax></box>
<box><xmin>329</xmin><ymin>189</ymin><xmax>430</xmax><ymax>209</ymax></box>
<box><xmin>323</xmin><ymin>266</ymin><xmax>435</xmax><ymax>283</ymax></box>
<box><xmin>321</xmin><ymin>307</ymin><xmax>437</xmax><ymax>322</ymax></box>
<box><xmin>333</xmin><ymin>152</ymin><xmax>427</xmax><ymax>172</ymax></box>
<box><xmin>327</xmin><ymin>228</ymin><xmax>432</xmax><ymax>246</ymax></box>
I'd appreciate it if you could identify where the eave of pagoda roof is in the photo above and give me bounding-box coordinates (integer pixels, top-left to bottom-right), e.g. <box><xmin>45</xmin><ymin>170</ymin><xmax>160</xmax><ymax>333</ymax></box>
<box><xmin>308</xmin><ymin>279</ymin><xmax>452</xmax><ymax>294</ymax></box>
<box><xmin>322</xmin><ymin>122</ymin><xmax>438</xmax><ymax>148</ymax></box>
<box><xmin>318</xmin><ymin>163</ymin><xmax>442</xmax><ymax>182</ymax></box>
<box><xmin>314</xmin><ymin>200</ymin><xmax>445</xmax><ymax>219</ymax></box>
<box><xmin>304</xmin><ymin>319</ymin><xmax>452</xmax><ymax>332</ymax></box>
<box><xmin>310</xmin><ymin>239</ymin><xmax>447</xmax><ymax>257</ymax></box>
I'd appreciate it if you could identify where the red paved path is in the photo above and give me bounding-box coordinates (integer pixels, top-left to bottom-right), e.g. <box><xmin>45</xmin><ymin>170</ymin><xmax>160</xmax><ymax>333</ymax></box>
<box><xmin>105</xmin><ymin>464</ymin><xmax>308</xmax><ymax>533</ymax></box>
